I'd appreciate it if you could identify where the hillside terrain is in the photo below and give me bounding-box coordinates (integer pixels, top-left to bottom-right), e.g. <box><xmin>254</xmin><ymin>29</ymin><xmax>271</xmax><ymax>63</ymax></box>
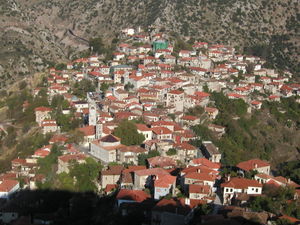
<box><xmin>0</xmin><ymin>0</ymin><xmax>299</xmax><ymax>87</ymax></box>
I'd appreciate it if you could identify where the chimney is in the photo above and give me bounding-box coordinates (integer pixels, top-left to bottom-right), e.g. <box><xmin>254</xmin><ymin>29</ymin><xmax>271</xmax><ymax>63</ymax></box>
<box><xmin>254</xmin><ymin>163</ymin><xmax>258</xmax><ymax>169</ymax></box>
<box><xmin>227</xmin><ymin>174</ymin><xmax>231</xmax><ymax>182</ymax></box>
<box><xmin>185</xmin><ymin>198</ymin><xmax>190</xmax><ymax>206</ymax></box>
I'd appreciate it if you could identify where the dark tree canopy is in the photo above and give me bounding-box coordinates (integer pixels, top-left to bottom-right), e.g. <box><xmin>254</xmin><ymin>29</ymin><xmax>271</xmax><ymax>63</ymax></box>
<box><xmin>113</xmin><ymin>120</ymin><xmax>145</xmax><ymax>146</ymax></box>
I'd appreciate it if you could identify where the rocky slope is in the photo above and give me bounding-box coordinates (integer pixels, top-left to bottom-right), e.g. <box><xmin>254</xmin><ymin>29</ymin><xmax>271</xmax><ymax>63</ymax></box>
<box><xmin>0</xmin><ymin>0</ymin><xmax>299</xmax><ymax>87</ymax></box>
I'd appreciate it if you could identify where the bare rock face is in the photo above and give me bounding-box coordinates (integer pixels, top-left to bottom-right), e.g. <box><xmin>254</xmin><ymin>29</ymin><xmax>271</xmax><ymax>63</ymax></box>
<box><xmin>0</xmin><ymin>0</ymin><xmax>299</xmax><ymax>86</ymax></box>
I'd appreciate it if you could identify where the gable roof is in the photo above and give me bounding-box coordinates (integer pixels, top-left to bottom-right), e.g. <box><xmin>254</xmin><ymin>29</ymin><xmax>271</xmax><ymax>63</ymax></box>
<box><xmin>135</xmin><ymin>168</ymin><xmax>169</xmax><ymax>177</ymax></box>
<box><xmin>221</xmin><ymin>177</ymin><xmax>262</xmax><ymax>189</ymax></box>
<box><xmin>154</xmin><ymin>174</ymin><xmax>176</xmax><ymax>188</ymax></box>
<box><xmin>116</xmin><ymin>189</ymin><xmax>150</xmax><ymax>202</ymax></box>
<box><xmin>0</xmin><ymin>179</ymin><xmax>19</xmax><ymax>192</ymax></box>
<box><xmin>185</xmin><ymin>172</ymin><xmax>216</xmax><ymax>182</ymax></box>
<box><xmin>237</xmin><ymin>159</ymin><xmax>270</xmax><ymax>171</ymax></box>
<box><xmin>100</xmin><ymin>134</ymin><xmax>120</xmax><ymax>143</ymax></box>
<box><xmin>78</xmin><ymin>125</ymin><xmax>95</xmax><ymax>136</ymax></box>
<box><xmin>34</xmin><ymin>107</ymin><xmax>52</xmax><ymax>112</ymax></box>
<box><xmin>191</xmin><ymin>158</ymin><xmax>221</xmax><ymax>170</ymax></box>
<box><xmin>147</xmin><ymin>156</ymin><xmax>176</xmax><ymax>168</ymax></box>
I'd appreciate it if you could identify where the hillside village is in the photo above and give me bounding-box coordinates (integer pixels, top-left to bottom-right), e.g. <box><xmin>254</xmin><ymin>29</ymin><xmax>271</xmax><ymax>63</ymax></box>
<box><xmin>0</xmin><ymin>28</ymin><xmax>300</xmax><ymax>225</ymax></box>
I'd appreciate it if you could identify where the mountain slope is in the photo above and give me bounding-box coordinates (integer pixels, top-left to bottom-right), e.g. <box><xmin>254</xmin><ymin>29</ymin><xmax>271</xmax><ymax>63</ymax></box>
<box><xmin>0</xmin><ymin>0</ymin><xmax>299</xmax><ymax>87</ymax></box>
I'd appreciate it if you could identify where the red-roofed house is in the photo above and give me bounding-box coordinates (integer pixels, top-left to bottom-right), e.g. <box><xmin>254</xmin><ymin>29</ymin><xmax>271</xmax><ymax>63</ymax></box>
<box><xmin>147</xmin><ymin>156</ymin><xmax>176</xmax><ymax>169</ymax></box>
<box><xmin>0</xmin><ymin>180</ymin><xmax>19</xmax><ymax>199</ymax></box>
<box><xmin>78</xmin><ymin>125</ymin><xmax>96</xmax><ymax>147</ymax></box>
<box><xmin>175</xmin><ymin>142</ymin><xmax>198</xmax><ymax>162</ymax></box>
<box><xmin>250</xmin><ymin>100</ymin><xmax>262</xmax><ymax>110</ymax></box>
<box><xmin>237</xmin><ymin>159</ymin><xmax>270</xmax><ymax>175</ymax></box>
<box><xmin>49</xmin><ymin>134</ymin><xmax>68</xmax><ymax>144</ymax></box>
<box><xmin>117</xmin><ymin>145</ymin><xmax>147</xmax><ymax>165</ymax></box>
<box><xmin>204</xmin><ymin>107</ymin><xmax>219</xmax><ymax>119</ymax></box>
<box><xmin>101</xmin><ymin>165</ymin><xmax>124</xmax><ymax>188</ymax></box>
<box><xmin>152</xmin><ymin>127</ymin><xmax>173</xmax><ymax>140</ymax></box>
<box><xmin>180</xmin><ymin>115</ymin><xmax>200</xmax><ymax>126</ymax></box>
<box><xmin>41</xmin><ymin>120</ymin><xmax>59</xmax><ymax>134</ymax></box>
<box><xmin>33</xmin><ymin>145</ymin><xmax>52</xmax><ymax>158</ymax></box>
<box><xmin>221</xmin><ymin>177</ymin><xmax>262</xmax><ymax>204</ymax></box>
<box><xmin>189</xmin><ymin>184</ymin><xmax>211</xmax><ymax>201</ymax></box>
<box><xmin>189</xmin><ymin>158</ymin><xmax>221</xmax><ymax>171</ymax></box>
<box><xmin>90</xmin><ymin>134</ymin><xmax>123</xmax><ymax>163</ymax></box>
<box><xmin>154</xmin><ymin>174</ymin><xmax>176</xmax><ymax>200</ymax></box>
<box><xmin>134</xmin><ymin>168</ymin><xmax>169</xmax><ymax>190</ymax></box>
<box><xmin>116</xmin><ymin>189</ymin><xmax>150</xmax><ymax>207</ymax></box>
<box><xmin>184</xmin><ymin>172</ymin><xmax>216</xmax><ymax>189</ymax></box>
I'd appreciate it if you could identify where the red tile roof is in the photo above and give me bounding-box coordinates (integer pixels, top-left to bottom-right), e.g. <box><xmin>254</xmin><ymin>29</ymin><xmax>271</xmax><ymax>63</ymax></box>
<box><xmin>135</xmin><ymin>168</ymin><xmax>169</xmax><ymax>177</ymax></box>
<box><xmin>191</xmin><ymin>158</ymin><xmax>221</xmax><ymax>169</ymax></box>
<box><xmin>237</xmin><ymin>159</ymin><xmax>270</xmax><ymax>171</ymax></box>
<box><xmin>279</xmin><ymin>215</ymin><xmax>300</xmax><ymax>223</ymax></box>
<box><xmin>181</xmin><ymin>115</ymin><xmax>198</xmax><ymax>121</ymax></box>
<box><xmin>185</xmin><ymin>172</ymin><xmax>216</xmax><ymax>182</ymax></box>
<box><xmin>195</xmin><ymin>91</ymin><xmax>210</xmax><ymax>98</ymax></box>
<box><xmin>176</xmin><ymin>142</ymin><xmax>197</xmax><ymax>151</ymax></box>
<box><xmin>148</xmin><ymin>156</ymin><xmax>176</xmax><ymax>168</ymax></box>
<box><xmin>34</xmin><ymin>107</ymin><xmax>52</xmax><ymax>112</ymax></box>
<box><xmin>136</xmin><ymin>124</ymin><xmax>152</xmax><ymax>131</ymax></box>
<box><xmin>152</xmin><ymin>127</ymin><xmax>172</xmax><ymax>135</ymax></box>
<box><xmin>116</xmin><ymin>189</ymin><xmax>150</xmax><ymax>202</ymax></box>
<box><xmin>153</xmin><ymin>198</ymin><xmax>191</xmax><ymax>215</ymax></box>
<box><xmin>0</xmin><ymin>179</ymin><xmax>19</xmax><ymax>192</ymax></box>
<box><xmin>58</xmin><ymin>154</ymin><xmax>86</xmax><ymax>163</ymax></box>
<box><xmin>169</xmin><ymin>89</ymin><xmax>184</xmax><ymax>95</ymax></box>
<box><xmin>221</xmin><ymin>177</ymin><xmax>262</xmax><ymax>189</ymax></box>
<box><xmin>154</xmin><ymin>174</ymin><xmax>176</xmax><ymax>188</ymax></box>
<box><xmin>105</xmin><ymin>184</ymin><xmax>117</xmax><ymax>193</ymax></box>
<box><xmin>49</xmin><ymin>134</ymin><xmax>68</xmax><ymax>143</ymax></box>
<box><xmin>118</xmin><ymin>145</ymin><xmax>146</xmax><ymax>153</ymax></box>
<box><xmin>78</xmin><ymin>125</ymin><xmax>95</xmax><ymax>136</ymax></box>
<box><xmin>189</xmin><ymin>184</ymin><xmax>211</xmax><ymax>194</ymax></box>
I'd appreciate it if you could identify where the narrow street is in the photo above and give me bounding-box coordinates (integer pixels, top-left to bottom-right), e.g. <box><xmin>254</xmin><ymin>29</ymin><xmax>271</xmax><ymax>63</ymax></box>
<box><xmin>212</xmin><ymin>190</ymin><xmax>222</xmax><ymax>215</ymax></box>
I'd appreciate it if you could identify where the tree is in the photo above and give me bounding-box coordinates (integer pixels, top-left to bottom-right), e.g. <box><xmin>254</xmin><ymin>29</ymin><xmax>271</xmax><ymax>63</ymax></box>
<box><xmin>166</xmin><ymin>148</ymin><xmax>177</xmax><ymax>156</ymax></box>
<box><xmin>67</xmin><ymin>130</ymin><xmax>85</xmax><ymax>144</ymax></box>
<box><xmin>89</xmin><ymin>37</ymin><xmax>105</xmax><ymax>55</ymax></box>
<box><xmin>113</xmin><ymin>120</ymin><xmax>145</xmax><ymax>146</ymax></box>
<box><xmin>55</xmin><ymin>63</ymin><xmax>67</xmax><ymax>70</ymax></box>
<box><xmin>100</xmin><ymin>82</ymin><xmax>110</xmax><ymax>94</ymax></box>
<box><xmin>73</xmin><ymin>79</ymin><xmax>96</xmax><ymax>98</ymax></box>
<box><xmin>203</xmin><ymin>84</ymin><xmax>209</xmax><ymax>93</ymax></box>
<box><xmin>70</xmin><ymin>157</ymin><xmax>102</xmax><ymax>192</ymax></box>
<box><xmin>124</xmin><ymin>83</ymin><xmax>134</xmax><ymax>91</ymax></box>
<box><xmin>57</xmin><ymin>172</ymin><xmax>75</xmax><ymax>191</ymax></box>
<box><xmin>38</xmin><ymin>144</ymin><xmax>62</xmax><ymax>176</ymax></box>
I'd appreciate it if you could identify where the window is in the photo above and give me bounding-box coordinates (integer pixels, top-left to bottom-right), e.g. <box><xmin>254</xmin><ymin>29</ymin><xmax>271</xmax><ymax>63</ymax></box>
<box><xmin>225</xmin><ymin>188</ymin><xmax>229</xmax><ymax>192</ymax></box>
<box><xmin>256</xmin><ymin>189</ymin><xmax>259</xmax><ymax>192</ymax></box>
<box><xmin>230</xmin><ymin>189</ymin><xmax>233</xmax><ymax>192</ymax></box>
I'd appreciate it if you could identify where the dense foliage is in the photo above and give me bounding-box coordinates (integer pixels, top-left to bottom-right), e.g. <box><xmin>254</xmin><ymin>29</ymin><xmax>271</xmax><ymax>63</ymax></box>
<box><xmin>73</xmin><ymin>79</ymin><xmax>96</xmax><ymax>98</ymax></box>
<box><xmin>278</xmin><ymin>161</ymin><xmax>300</xmax><ymax>184</ymax></box>
<box><xmin>249</xmin><ymin>186</ymin><xmax>300</xmax><ymax>220</ymax></box>
<box><xmin>113</xmin><ymin>120</ymin><xmax>145</xmax><ymax>146</ymax></box>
